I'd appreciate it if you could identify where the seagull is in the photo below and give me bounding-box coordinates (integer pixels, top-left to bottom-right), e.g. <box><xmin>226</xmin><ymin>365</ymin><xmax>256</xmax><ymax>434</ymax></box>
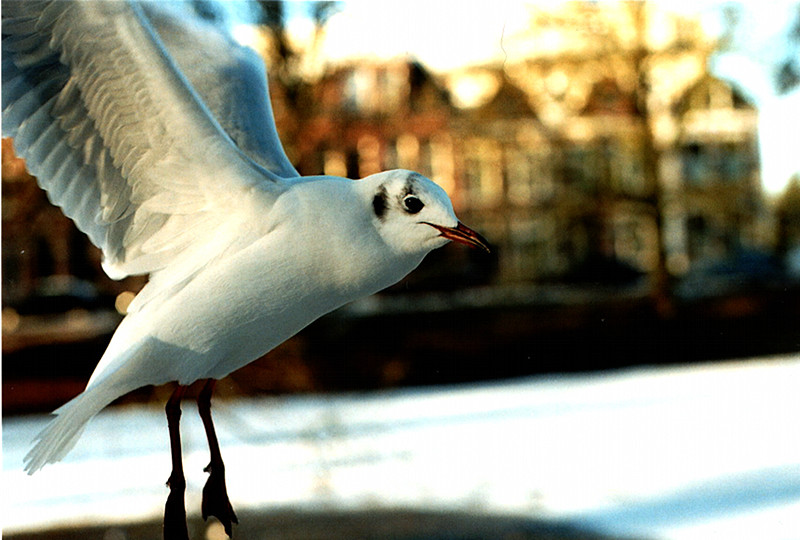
<box><xmin>2</xmin><ymin>1</ymin><xmax>490</xmax><ymax>538</ymax></box>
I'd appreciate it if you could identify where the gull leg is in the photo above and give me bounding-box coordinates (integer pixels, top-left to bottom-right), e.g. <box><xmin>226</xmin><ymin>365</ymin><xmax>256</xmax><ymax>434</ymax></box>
<box><xmin>198</xmin><ymin>379</ymin><xmax>238</xmax><ymax>537</ymax></box>
<box><xmin>164</xmin><ymin>385</ymin><xmax>190</xmax><ymax>540</ymax></box>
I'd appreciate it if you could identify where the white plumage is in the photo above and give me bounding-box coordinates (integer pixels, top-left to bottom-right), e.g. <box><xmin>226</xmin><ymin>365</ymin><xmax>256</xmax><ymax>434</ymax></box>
<box><xmin>2</xmin><ymin>0</ymin><xmax>489</xmax><ymax>487</ymax></box>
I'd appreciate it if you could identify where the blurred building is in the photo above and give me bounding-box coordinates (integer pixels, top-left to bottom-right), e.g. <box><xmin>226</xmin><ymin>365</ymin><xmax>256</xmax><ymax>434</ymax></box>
<box><xmin>263</xmin><ymin>2</ymin><xmax>770</xmax><ymax>287</ymax></box>
<box><xmin>663</xmin><ymin>74</ymin><xmax>762</xmax><ymax>274</ymax></box>
<box><xmin>284</xmin><ymin>59</ymin><xmax>456</xmax><ymax>186</ymax></box>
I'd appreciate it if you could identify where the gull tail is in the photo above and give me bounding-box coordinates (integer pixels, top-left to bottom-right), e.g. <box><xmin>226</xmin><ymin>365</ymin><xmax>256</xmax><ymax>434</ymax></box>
<box><xmin>24</xmin><ymin>381</ymin><xmax>123</xmax><ymax>475</ymax></box>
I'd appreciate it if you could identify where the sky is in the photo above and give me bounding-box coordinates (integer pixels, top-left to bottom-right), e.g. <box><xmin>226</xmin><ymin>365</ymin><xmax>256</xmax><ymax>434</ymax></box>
<box><xmin>707</xmin><ymin>1</ymin><xmax>800</xmax><ymax>196</ymax></box>
<box><xmin>294</xmin><ymin>0</ymin><xmax>531</xmax><ymax>72</ymax></box>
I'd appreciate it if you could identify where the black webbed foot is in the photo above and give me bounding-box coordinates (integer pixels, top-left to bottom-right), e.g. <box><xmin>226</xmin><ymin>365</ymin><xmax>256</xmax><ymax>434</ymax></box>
<box><xmin>201</xmin><ymin>462</ymin><xmax>238</xmax><ymax>537</ymax></box>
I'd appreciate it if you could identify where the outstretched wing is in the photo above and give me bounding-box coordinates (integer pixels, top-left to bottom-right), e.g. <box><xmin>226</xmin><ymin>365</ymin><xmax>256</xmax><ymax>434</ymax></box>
<box><xmin>139</xmin><ymin>1</ymin><xmax>300</xmax><ymax>179</ymax></box>
<box><xmin>1</xmin><ymin>0</ymin><xmax>292</xmax><ymax>282</ymax></box>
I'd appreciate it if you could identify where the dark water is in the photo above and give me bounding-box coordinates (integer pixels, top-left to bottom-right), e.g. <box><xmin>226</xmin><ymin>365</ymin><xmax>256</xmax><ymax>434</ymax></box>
<box><xmin>4</xmin><ymin>286</ymin><xmax>800</xmax><ymax>414</ymax></box>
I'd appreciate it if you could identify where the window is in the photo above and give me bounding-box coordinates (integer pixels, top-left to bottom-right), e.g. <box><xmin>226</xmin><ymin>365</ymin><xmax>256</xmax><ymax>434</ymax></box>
<box><xmin>463</xmin><ymin>139</ymin><xmax>503</xmax><ymax>206</ymax></box>
<box><xmin>507</xmin><ymin>148</ymin><xmax>554</xmax><ymax>205</ymax></box>
<box><xmin>562</xmin><ymin>145</ymin><xmax>603</xmax><ymax>193</ymax></box>
<box><xmin>610</xmin><ymin>141</ymin><xmax>648</xmax><ymax>196</ymax></box>
<box><xmin>681</xmin><ymin>142</ymin><xmax>756</xmax><ymax>186</ymax></box>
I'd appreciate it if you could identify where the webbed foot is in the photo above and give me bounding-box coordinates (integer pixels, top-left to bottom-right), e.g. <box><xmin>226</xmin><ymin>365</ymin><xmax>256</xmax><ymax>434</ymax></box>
<box><xmin>201</xmin><ymin>462</ymin><xmax>238</xmax><ymax>537</ymax></box>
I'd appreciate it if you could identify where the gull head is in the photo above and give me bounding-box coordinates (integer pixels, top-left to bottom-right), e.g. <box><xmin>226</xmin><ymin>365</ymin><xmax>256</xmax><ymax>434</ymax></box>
<box><xmin>363</xmin><ymin>170</ymin><xmax>490</xmax><ymax>257</ymax></box>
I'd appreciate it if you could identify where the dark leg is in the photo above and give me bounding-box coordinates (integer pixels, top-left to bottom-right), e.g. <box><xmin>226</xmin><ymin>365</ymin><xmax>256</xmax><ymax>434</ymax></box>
<box><xmin>164</xmin><ymin>385</ymin><xmax>190</xmax><ymax>540</ymax></box>
<box><xmin>197</xmin><ymin>379</ymin><xmax>238</xmax><ymax>537</ymax></box>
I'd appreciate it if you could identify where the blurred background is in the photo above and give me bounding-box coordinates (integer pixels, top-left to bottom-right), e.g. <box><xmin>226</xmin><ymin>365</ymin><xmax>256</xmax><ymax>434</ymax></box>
<box><xmin>3</xmin><ymin>1</ymin><xmax>800</xmax><ymax>539</ymax></box>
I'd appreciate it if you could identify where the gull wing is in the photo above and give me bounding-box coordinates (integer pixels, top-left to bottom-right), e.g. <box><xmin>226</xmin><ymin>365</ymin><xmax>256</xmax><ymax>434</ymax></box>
<box><xmin>139</xmin><ymin>2</ymin><xmax>300</xmax><ymax>180</ymax></box>
<box><xmin>1</xmin><ymin>1</ymin><xmax>291</xmax><ymax>282</ymax></box>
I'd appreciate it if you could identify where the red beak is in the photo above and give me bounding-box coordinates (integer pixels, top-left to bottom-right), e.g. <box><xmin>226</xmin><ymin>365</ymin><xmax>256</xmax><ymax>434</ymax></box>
<box><xmin>424</xmin><ymin>221</ymin><xmax>491</xmax><ymax>253</ymax></box>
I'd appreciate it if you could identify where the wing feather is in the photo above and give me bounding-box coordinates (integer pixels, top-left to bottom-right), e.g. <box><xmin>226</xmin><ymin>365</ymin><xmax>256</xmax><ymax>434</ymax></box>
<box><xmin>2</xmin><ymin>0</ymin><xmax>284</xmax><ymax>285</ymax></box>
<box><xmin>140</xmin><ymin>2</ymin><xmax>300</xmax><ymax>179</ymax></box>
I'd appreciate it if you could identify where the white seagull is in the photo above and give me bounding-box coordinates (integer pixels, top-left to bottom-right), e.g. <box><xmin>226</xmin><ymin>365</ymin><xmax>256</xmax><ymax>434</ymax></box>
<box><xmin>2</xmin><ymin>1</ymin><xmax>490</xmax><ymax>538</ymax></box>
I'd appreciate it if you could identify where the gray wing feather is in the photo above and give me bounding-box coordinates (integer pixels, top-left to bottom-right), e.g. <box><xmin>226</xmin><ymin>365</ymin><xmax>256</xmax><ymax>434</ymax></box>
<box><xmin>1</xmin><ymin>1</ymin><xmax>290</xmax><ymax>281</ymax></box>
<box><xmin>141</xmin><ymin>2</ymin><xmax>300</xmax><ymax>179</ymax></box>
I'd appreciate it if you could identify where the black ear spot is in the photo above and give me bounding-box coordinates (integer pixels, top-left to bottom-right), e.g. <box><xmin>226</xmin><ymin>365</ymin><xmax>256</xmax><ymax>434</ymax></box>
<box><xmin>373</xmin><ymin>188</ymin><xmax>388</xmax><ymax>219</ymax></box>
<box><xmin>403</xmin><ymin>195</ymin><xmax>424</xmax><ymax>214</ymax></box>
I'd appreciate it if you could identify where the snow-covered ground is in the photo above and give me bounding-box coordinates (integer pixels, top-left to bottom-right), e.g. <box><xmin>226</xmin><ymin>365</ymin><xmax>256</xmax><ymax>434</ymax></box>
<box><xmin>3</xmin><ymin>355</ymin><xmax>800</xmax><ymax>539</ymax></box>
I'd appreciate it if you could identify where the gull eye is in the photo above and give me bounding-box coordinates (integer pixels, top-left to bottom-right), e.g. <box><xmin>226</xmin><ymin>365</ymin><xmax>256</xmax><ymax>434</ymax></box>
<box><xmin>403</xmin><ymin>195</ymin><xmax>424</xmax><ymax>214</ymax></box>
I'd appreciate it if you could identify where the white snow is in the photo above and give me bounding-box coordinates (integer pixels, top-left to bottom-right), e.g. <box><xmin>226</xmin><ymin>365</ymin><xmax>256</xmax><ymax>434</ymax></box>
<box><xmin>3</xmin><ymin>355</ymin><xmax>800</xmax><ymax>539</ymax></box>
